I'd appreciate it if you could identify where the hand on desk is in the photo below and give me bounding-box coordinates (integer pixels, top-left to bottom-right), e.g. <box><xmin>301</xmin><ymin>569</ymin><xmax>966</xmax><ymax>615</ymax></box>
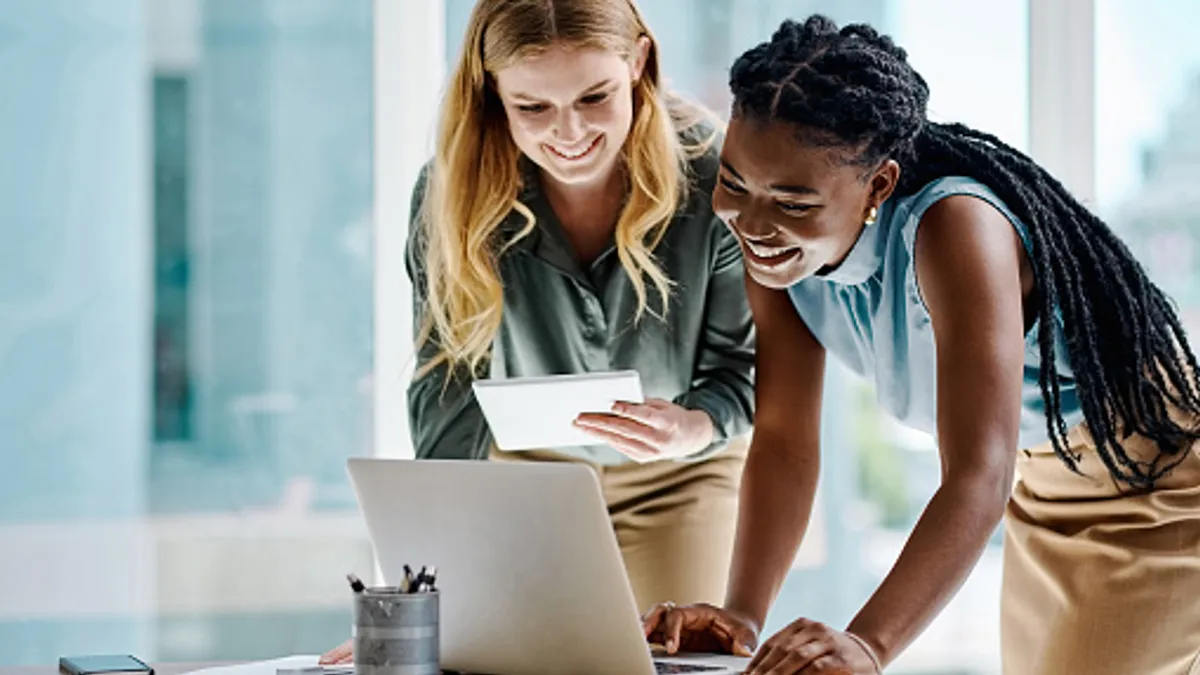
<box><xmin>641</xmin><ymin>602</ymin><xmax>757</xmax><ymax>658</ymax></box>
<box><xmin>643</xmin><ymin>603</ymin><xmax>881</xmax><ymax>674</ymax></box>
<box><xmin>318</xmin><ymin>639</ymin><xmax>352</xmax><ymax>665</ymax></box>
<box><xmin>740</xmin><ymin>618</ymin><xmax>881</xmax><ymax>674</ymax></box>
<box><xmin>573</xmin><ymin>398</ymin><xmax>714</xmax><ymax>462</ymax></box>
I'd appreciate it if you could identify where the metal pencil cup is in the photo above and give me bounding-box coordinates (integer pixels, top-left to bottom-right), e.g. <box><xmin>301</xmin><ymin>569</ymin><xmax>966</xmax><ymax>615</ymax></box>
<box><xmin>353</xmin><ymin>588</ymin><xmax>440</xmax><ymax>675</ymax></box>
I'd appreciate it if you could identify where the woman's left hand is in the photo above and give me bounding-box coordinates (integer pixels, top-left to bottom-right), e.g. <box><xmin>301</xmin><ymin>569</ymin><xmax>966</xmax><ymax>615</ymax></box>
<box><xmin>573</xmin><ymin>398</ymin><xmax>714</xmax><ymax>461</ymax></box>
<box><xmin>744</xmin><ymin>619</ymin><xmax>882</xmax><ymax>675</ymax></box>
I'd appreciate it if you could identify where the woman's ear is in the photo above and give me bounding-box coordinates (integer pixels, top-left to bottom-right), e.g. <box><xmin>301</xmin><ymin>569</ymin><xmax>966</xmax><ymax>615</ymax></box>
<box><xmin>867</xmin><ymin>158</ymin><xmax>901</xmax><ymax>214</ymax></box>
<box><xmin>630</xmin><ymin>35</ymin><xmax>651</xmax><ymax>83</ymax></box>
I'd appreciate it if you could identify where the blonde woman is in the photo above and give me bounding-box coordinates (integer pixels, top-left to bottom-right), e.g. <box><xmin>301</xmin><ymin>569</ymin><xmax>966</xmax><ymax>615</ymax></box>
<box><xmin>320</xmin><ymin>0</ymin><xmax>754</xmax><ymax>665</ymax></box>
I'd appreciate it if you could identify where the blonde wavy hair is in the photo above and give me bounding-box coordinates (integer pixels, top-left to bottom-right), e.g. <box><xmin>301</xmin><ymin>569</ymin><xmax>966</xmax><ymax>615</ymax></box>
<box><xmin>416</xmin><ymin>0</ymin><xmax>718</xmax><ymax>378</ymax></box>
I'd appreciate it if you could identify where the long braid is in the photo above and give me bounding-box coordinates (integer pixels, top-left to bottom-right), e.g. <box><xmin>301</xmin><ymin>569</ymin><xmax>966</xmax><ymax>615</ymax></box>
<box><xmin>731</xmin><ymin>16</ymin><xmax>1200</xmax><ymax>489</ymax></box>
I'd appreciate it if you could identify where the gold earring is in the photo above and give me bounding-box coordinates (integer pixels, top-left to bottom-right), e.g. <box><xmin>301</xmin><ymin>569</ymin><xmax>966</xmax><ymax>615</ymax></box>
<box><xmin>865</xmin><ymin>206</ymin><xmax>878</xmax><ymax>226</ymax></box>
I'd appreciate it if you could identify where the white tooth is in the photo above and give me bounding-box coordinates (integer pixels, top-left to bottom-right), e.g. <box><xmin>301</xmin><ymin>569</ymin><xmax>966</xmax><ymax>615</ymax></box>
<box><xmin>750</xmin><ymin>244</ymin><xmax>790</xmax><ymax>258</ymax></box>
<box><xmin>553</xmin><ymin>137</ymin><xmax>595</xmax><ymax>158</ymax></box>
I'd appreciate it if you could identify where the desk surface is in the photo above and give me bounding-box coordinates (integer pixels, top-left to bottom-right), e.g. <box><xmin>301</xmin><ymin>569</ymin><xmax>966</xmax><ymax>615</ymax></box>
<box><xmin>0</xmin><ymin>663</ymin><xmax>228</xmax><ymax>675</ymax></box>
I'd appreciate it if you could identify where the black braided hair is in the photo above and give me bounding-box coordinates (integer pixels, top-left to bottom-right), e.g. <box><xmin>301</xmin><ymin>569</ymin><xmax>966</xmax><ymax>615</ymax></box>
<box><xmin>730</xmin><ymin>15</ymin><xmax>1200</xmax><ymax>490</ymax></box>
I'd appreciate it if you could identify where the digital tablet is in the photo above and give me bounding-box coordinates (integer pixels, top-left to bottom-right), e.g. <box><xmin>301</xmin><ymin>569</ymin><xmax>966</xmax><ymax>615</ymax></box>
<box><xmin>471</xmin><ymin>370</ymin><xmax>644</xmax><ymax>451</ymax></box>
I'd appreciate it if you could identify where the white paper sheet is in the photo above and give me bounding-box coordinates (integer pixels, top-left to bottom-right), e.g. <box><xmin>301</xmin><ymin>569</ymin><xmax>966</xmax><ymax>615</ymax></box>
<box><xmin>177</xmin><ymin>656</ymin><xmax>353</xmax><ymax>675</ymax></box>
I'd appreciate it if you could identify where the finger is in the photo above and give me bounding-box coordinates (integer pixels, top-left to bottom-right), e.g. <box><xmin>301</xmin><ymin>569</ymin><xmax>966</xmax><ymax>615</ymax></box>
<box><xmin>574</xmin><ymin>411</ymin><xmax>624</xmax><ymax>426</ymax></box>
<box><xmin>642</xmin><ymin>604</ymin><xmax>667</xmax><ymax>639</ymax></box>
<box><xmin>574</xmin><ymin>414</ymin><xmax>663</xmax><ymax>447</ymax></box>
<box><xmin>775</xmin><ymin>619</ymin><xmax>835</xmax><ymax>656</ymax></box>
<box><xmin>747</xmin><ymin>632</ymin><xmax>784</xmax><ymax>673</ymax></box>
<box><xmin>319</xmin><ymin>640</ymin><xmax>352</xmax><ymax>665</ymax></box>
<box><xmin>711</xmin><ymin>617</ymin><xmax>756</xmax><ymax>657</ymax></box>
<box><xmin>732</xmin><ymin>640</ymin><xmax>755</xmax><ymax>658</ymax></box>
<box><xmin>579</xmin><ymin>428</ymin><xmax>658</xmax><ymax>461</ymax></box>
<box><xmin>598</xmin><ymin>408</ymin><xmax>668</xmax><ymax>441</ymax></box>
<box><xmin>788</xmin><ymin>619</ymin><xmax>832</xmax><ymax>644</ymax></box>
<box><xmin>769</xmin><ymin>641</ymin><xmax>830</xmax><ymax>674</ymax></box>
<box><xmin>665</xmin><ymin>606</ymin><xmax>686</xmax><ymax>654</ymax></box>
<box><xmin>711</xmin><ymin>629</ymin><xmax>752</xmax><ymax>658</ymax></box>
<box><xmin>573</xmin><ymin>423</ymin><xmax>661</xmax><ymax>461</ymax></box>
<box><xmin>775</xmin><ymin>623</ymin><xmax>839</xmax><ymax>671</ymax></box>
<box><xmin>798</xmin><ymin>654</ymin><xmax>842</xmax><ymax>674</ymax></box>
<box><xmin>323</xmin><ymin>645</ymin><xmax>352</xmax><ymax>665</ymax></box>
<box><xmin>611</xmin><ymin>401</ymin><xmax>671</xmax><ymax>429</ymax></box>
<box><xmin>641</xmin><ymin>397</ymin><xmax>675</xmax><ymax>410</ymax></box>
<box><xmin>747</xmin><ymin>642</ymin><xmax>784</xmax><ymax>674</ymax></box>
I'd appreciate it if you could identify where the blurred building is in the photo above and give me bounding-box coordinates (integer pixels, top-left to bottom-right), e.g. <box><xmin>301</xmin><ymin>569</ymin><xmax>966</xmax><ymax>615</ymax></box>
<box><xmin>1111</xmin><ymin>72</ymin><xmax>1200</xmax><ymax>331</ymax></box>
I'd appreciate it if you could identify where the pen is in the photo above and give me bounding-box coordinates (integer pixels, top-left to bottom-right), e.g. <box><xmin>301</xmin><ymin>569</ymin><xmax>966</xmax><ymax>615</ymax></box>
<box><xmin>414</xmin><ymin>566</ymin><xmax>438</xmax><ymax>593</ymax></box>
<box><xmin>346</xmin><ymin>573</ymin><xmax>365</xmax><ymax>594</ymax></box>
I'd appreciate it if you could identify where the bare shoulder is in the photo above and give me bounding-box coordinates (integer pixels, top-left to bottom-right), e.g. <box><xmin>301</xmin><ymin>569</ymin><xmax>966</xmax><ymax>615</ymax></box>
<box><xmin>913</xmin><ymin>193</ymin><xmax>1026</xmax><ymax>284</ymax></box>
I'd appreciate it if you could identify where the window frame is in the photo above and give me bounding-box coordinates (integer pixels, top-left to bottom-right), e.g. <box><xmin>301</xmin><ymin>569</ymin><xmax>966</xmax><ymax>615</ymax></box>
<box><xmin>373</xmin><ymin>0</ymin><xmax>446</xmax><ymax>460</ymax></box>
<box><xmin>1028</xmin><ymin>0</ymin><xmax>1096</xmax><ymax>206</ymax></box>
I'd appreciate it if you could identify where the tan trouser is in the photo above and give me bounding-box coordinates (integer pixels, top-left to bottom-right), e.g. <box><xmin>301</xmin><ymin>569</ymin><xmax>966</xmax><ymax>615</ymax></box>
<box><xmin>489</xmin><ymin>437</ymin><xmax>748</xmax><ymax>614</ymax></box>
<box><xmin>1003</xmin><ymin>414</ymin><xmax>1200</xmax><ymax>675</ymax></box>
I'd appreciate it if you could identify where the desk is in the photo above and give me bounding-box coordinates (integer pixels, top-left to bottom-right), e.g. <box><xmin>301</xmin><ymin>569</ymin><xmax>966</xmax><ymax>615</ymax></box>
<box><xmin>0</xmin><ymin>663</ymin><xmax>229</xmax><ymax>675</ymax></box>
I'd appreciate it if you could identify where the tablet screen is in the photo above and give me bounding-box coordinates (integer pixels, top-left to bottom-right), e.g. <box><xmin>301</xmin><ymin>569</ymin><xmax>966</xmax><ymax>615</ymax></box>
<box><xmin>472</xmin><ymin>370</ymin><xmax>644</xmax><ymax>451</ymax></box>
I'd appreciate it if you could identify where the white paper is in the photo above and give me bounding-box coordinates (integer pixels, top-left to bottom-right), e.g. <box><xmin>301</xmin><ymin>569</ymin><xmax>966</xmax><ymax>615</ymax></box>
<box><xmin>472</xmin><ymin>370</ymin><xmax>644</xmax><ymax>450</ymax></box>
<box><xmin>178</xmin><ymin>656</ymin><xmax>353</xmax><ymax>675</ymax></box>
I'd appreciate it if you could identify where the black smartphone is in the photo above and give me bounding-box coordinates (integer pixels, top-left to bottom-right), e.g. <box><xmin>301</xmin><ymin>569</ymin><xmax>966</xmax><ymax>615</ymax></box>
<box><xmin>59</xmin><ymin>655</ymin><xmax>154</xmax><ymax>675</ymax></box>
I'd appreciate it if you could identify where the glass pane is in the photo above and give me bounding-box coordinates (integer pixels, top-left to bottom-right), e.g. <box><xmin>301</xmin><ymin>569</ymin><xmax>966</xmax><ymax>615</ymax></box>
<box><xmin>1096</xmin><ymin>0</ymin><xmax>1200</xmax><ymax>334</ymax></box>
<box><xmin>0</xmin><ymin>0</ymin><xmax>374</xmax><ymax>664</ymax></box>
<box><xmin>442</xmin><ymin>2</ymin><xmax>1026</xmax><ymax>673</ymax></box>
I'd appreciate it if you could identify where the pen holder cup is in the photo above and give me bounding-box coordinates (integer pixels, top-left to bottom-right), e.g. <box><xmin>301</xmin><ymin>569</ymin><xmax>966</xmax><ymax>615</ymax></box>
<box><xmin>353</xmin><ymin>588</ymin><xmax>440</xmax><ymax>675</ymax></box>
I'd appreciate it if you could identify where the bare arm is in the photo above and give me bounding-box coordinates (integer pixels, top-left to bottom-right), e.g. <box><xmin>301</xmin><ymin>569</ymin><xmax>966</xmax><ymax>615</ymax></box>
<box><xmin>845</xmin><ymin>195</ymin><xmax>1026</xmax><ymax>665</ymax></box>
<box><xmin>724</xmin><ymin>274</ymin><xmax>827</xmax><ymax>632</ymax></box>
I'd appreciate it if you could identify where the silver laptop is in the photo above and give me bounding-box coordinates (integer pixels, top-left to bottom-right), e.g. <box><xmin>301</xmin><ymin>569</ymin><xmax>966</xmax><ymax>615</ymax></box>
<box><xmin>346</xmin><ymin>458</ymin><xmax>748</xmax><ymax>675</ymax></box>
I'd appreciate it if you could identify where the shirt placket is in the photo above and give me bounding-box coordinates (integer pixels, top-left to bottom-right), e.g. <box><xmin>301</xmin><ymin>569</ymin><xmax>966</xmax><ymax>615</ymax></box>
<box><xmin>581</xmin><ymin>288</ymin><xmax>610</xmax><ymax>371</ymax></box>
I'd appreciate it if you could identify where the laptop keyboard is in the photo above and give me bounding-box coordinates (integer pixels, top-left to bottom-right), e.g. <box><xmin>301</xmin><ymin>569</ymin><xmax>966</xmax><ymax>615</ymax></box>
<box><xmin>654</xmin><ymin>662</ymin><xmax>730</xmax><ymax>673</ymax></box>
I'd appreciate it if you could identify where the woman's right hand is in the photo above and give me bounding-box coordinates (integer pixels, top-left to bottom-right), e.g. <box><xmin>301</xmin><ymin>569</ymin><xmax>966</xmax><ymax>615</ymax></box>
<box><xmin>641</xmin><ymin>602</ymin><xmax>759</xmax><ymax>657</ymax></box>
<box><xmin>318</xmin><ymin>639</ymin><xmax>353</xmax><ymax>665</ymax></box>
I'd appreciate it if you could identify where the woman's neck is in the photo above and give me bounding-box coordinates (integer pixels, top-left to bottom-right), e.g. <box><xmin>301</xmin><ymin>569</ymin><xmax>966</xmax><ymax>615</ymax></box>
<box><xmin>541</xmin><ymin>165</ymin><xmax>625</xmax><ymax>225</ymax></box>
<box><xmin>539</xmin><ymin>164</ymin><xmax>627</xmax><ymax>265</ymax></box>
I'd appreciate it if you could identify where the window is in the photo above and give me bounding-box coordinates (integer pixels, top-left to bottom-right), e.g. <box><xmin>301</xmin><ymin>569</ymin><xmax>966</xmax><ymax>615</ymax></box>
<box><xmin>153</xmin><ymin>74</ymin><xmax>194</xmax><ymax>443</ymax></box>
<box><xmin>0</xmin><ymin>0</ymin><xmax>375</xmax><ymax>663</ymax></box>
<box><xmin>1096</xmin><ymin>0</ymin><xmax>1200</xmax><ymax>335</ymax></box>
<box><xmin>4</xmin><ymin>0</ymin><xmax>1171</xmax><ymax>670</ymax></box>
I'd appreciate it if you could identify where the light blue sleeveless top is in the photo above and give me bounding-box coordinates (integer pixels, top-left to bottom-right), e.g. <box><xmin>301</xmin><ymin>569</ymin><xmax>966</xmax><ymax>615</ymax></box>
<box><xmin>787</xmin><ymin>176</ymin><xmax>1084</xmax><ymax>449</ymax></box>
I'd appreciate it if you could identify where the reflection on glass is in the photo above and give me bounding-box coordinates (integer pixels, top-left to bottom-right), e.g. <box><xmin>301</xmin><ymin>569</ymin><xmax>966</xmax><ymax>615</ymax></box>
<box><xmin>0</xmin><ymin>0</ymin><xmax>374</xmax><ymax>664</ymax></box>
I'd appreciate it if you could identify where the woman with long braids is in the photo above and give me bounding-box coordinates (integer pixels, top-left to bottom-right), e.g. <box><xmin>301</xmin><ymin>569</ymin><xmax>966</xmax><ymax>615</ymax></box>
<box><xmin>642</xmin><ymin>15</ymin><xmax>1200</xmax><ymax>675</ymax></box>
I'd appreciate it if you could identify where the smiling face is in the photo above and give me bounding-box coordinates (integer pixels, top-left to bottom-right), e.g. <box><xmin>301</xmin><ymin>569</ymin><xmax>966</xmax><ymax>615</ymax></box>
<box><xmin>492</xmin><ymin>41</ymin><xmax>648</xmax><ymax>189</ymax></box>
<box><xmin>712</xmin><ymin>114</ymin><xmax>900</xmax><ymax>289</ymax></box>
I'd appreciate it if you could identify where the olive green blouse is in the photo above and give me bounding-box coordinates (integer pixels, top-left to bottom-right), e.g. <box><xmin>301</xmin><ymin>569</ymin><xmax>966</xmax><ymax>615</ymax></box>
<box><xmin>406</xmin><ymin>129</ymin><xmax>755</xmax><ymax>464</ymax></box>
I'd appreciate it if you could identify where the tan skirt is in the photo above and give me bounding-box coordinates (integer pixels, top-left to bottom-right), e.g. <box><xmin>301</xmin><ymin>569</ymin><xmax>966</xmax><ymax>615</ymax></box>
<box><xmin>489</xmin><ymin>437</ymin><xmax>748</xmax><ymax>614</ymax></box>
<box><xmin>1002</xmin><ymin>415</ymin><xmax>1200</xmax><ymax>674</ymax></box>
